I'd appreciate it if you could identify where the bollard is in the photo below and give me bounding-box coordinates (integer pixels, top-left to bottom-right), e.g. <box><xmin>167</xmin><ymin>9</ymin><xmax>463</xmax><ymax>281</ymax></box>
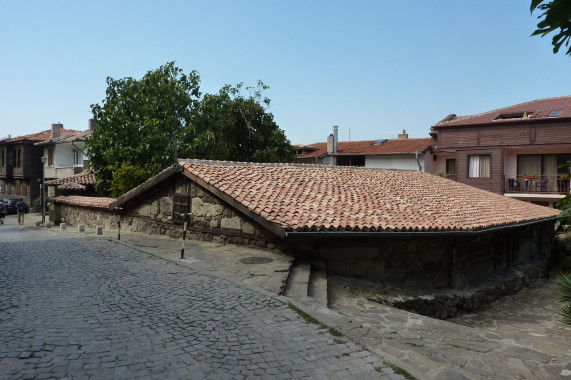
<box><xmin>60</xmin><ymin>223</ymin><xmax>66</xmax><ymax>230</ymax></box>
<box><xmin>78</xmin><ymin>224</ymin><xmax>85</xmax><ymax>232</ymax></box>
<box><xmin>45</xmin><ymin>222</ymin><xmax>51</xmax><ymax>228</ymax></box>
<box><xmin>114</xmin><ymin>207</ymin><xmax>123</xmax><ymax>241</ymax></box>
<box><xmin>96</xmin><ymin>226</ymin><xmax>103</xmax><ymax>235</ymax></box>
<box><xmin>180</xmin><ymin>213</ymin><xmax>192</xmax><ymax>259</ymax></box>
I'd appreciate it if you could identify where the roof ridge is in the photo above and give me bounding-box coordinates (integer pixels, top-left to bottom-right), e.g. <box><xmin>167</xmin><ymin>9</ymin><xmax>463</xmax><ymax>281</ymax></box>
<box><xmin>437</xmin><ymin>95</ymin><xmax>571</xmax><ymax>126</ymax></box>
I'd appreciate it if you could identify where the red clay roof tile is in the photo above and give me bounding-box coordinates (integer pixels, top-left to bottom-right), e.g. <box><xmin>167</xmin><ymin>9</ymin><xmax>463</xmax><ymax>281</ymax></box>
<box><xmin>179</xmin><ymin>159</ymin><xmax>559</xmax><ymax>233</ymax></box>
<box><xmin>296</xmin><ymin>138</ymin><xmax>431</xmax><ymax>159</ymax></box>
<box><xmin>434</xmin><ymin>95</ymin><xmax>571</xmax><ymax>127</ymax></box>
<box><xmin>52</xmin><ymin>196</ymin><xmax>115</xmax><ymax>209</ymax></box>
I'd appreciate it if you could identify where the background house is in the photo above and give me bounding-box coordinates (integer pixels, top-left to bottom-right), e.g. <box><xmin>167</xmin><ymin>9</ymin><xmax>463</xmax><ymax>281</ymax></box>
<box><xmin>0</xmin><ymin>121</ymin><xmax>93</xmax><ymax>206</ymax></box>
<box><xmin>295</xmin><ymin>126</ymin><xmax>432</xmax><ymax>171</ymax></box>
<box><xmin>428</xmin><ymin>96</ymin><xmax>571</xmax><ymax>207</ymax></box>
<box><xmin>35</xmin><ymin>121</ymin><xmax>93</xmax><ymax>191</ymax></box>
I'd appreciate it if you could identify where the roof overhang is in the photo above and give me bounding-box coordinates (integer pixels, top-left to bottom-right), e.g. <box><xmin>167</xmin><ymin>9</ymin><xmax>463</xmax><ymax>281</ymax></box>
<box><xmin>284</xmin><ymin>216</ymin><xmax>558</xmax><ymax>239</ymax></box>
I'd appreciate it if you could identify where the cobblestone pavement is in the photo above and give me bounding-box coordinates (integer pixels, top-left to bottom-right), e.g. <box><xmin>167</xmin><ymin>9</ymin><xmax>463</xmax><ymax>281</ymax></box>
<box><xmin>0</xmin><ymin>215</ymin><xmax>403</xmax><ymax>379</ymax></box>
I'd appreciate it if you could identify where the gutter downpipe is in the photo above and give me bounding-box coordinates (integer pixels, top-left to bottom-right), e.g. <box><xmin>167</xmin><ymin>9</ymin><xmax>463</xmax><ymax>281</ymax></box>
<box><xmin>70</xmin><ymin>141</ymin><xmax>88</xmax><ymax>157</ymax></box>
<box><xmin>284</xmin><ymin>217</ymin><xmax>558</xmax><ymax>239</ymax></box>
<box><xmin>415</xmin><ymin>151</ymin><xmax>421</xmax><ymax>171</ymax></box>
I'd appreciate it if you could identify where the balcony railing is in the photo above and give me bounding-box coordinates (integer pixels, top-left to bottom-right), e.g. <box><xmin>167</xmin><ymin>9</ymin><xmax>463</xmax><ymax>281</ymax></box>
<box><xmin>505</xmin><ymin>175</ymin><xmax>571</xmax><ymax>194</ymax></box>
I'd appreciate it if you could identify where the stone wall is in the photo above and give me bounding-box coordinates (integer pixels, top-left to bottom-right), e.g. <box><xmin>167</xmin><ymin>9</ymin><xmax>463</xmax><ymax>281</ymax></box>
<box><xmin>57</xmin><ymin>204</ymin><xmax>117</xmax><ymax>229</ymax></box>
<box><xmin>286</xmin><ymin>222</ymin><xmax>554</xmax><ymax>290</ymax></box>
<box><xmin>55</xmin><ymin>174</ymin><xmax>280</xmax><ymax>250</ymax></box>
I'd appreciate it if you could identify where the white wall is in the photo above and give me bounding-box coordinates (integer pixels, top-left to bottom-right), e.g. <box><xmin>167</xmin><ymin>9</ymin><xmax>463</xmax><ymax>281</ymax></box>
<box><xmin>365</xmin><ymin>154</ymin><xmax>424</xmax><ymax>171</ymax></box>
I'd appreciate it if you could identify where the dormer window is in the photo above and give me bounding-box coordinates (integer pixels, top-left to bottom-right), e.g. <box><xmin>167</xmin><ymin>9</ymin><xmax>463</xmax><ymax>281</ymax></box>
<box><xmin>495</xmin><ymin>112</ymin><xmax>533</xmax><ymax>120</ymax></box>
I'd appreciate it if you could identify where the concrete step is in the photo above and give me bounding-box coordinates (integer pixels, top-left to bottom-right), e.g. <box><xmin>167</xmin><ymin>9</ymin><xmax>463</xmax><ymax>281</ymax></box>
<box><xmin>308</xmin><ymin>268</ymin><xmax>328</xmax><ymax>307</ymax></box>
<box><xmin>283</xmin><ymin>260</ymin><xmax>311</xmax><ymax>301</ymax></box>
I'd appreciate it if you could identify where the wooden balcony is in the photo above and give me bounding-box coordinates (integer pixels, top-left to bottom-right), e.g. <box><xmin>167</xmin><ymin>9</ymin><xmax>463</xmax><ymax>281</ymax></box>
<box><xmin>504</xmin><ymin>175</ymin><xmax>570</xmax><ymax>195</ymax></box>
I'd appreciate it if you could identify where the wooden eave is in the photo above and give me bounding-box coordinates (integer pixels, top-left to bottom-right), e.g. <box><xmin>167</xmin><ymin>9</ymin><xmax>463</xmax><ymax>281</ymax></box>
<box><xmin>109</xmin><ymin>166</ymin><xmax>180</xmax><ymax>210</ymax></box>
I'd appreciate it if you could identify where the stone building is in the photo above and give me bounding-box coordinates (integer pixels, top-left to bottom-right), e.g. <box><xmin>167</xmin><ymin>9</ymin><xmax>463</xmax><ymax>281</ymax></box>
<box><xmin>52</xmin><ymin>159</ymin><xmax>559</xmax><ymax>290</ymax></box>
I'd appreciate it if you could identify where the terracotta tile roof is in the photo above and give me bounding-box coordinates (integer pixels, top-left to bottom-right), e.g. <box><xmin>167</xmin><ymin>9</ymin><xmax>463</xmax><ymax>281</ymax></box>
<box><xmin>178</xmin><ymin>159</ymin><xmax>559</xmax><ymax>233</ymax></box>
<box><xmin>1</xmin><ymin>129</ymin><xmax>81</xmax><ymax>144</ymax></box>
<box><xmin>45</xmin><ymin>171</ymin><xmax>96</xmax><ymax>186</ymax></box>
<box><xmin>35</xmin><ymin>129</ymin><xmax>91</xmax><ymax>145</ymax></box>
<box><xmin>434</xmin><ymin>95</ymin><xmax>571</xmax><ymax>127</ymax></box>
<box><xmin>296</xmin><ymin>138</ymin><xmax>431</xmax><ymax>159</ymax></box>
<box><xmin>52</xmin><ymin>196</ymin><xmax>115</xmax><ymax>209</ymax></box>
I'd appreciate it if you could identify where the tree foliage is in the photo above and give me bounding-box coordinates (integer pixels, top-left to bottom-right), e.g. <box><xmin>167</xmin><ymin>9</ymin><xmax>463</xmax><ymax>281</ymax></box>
<box><xmin>88</xmin><ymin>62</ymin><xmax>294</xmax><ymax>196</ymax></box>
<box><xmin>191</xmin><ymin>81</ymin><xmax>295</xmax><ymax>163</ymax></box>
<box><xmin>531</xmin><ymin>0</ymin><xmax>571</xmax><ymax>56</ymax></box>
<box><xmin>88</xmin><ymin>62</ymin><xmax>201</xmax><ymax>194</ymax></box>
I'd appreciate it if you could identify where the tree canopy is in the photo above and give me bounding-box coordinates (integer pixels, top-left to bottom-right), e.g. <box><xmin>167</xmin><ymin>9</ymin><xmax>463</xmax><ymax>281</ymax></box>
<box><xmin>87</xmin><ymin>62</ymin><xmax>294</xmax><ymax>197</ymax></box>
<box><xmin>531</xmin><ymin>0</ymin><xmax>571</xmax><ymax>56</ymax></box>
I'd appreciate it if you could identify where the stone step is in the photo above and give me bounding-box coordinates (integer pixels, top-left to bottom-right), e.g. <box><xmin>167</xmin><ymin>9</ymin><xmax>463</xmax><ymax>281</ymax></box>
<box><xmin>283</xmin><ymin>260</ymin><xmax>311</xmax><ymax>301</ymax></box>
<box><xmin>308</xmin><ymin>268</ymin><xmax>328</xmax><ymax>307</ymax></box>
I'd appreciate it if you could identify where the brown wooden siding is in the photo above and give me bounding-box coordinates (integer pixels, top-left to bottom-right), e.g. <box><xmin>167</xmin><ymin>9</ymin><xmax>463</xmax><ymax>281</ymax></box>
<box><xmin>456</xmin><ymin>148</ymin><xmax>503</xmax><ymax>193</ymax></box>
<box><xmin>437</xmin><ymin>128</ymin><xmax>478</xmax><ymax>148</ymax></box>
<box><xmin>534</xmin><ymin>122</ymin><xmax>571</xmax><ymax>144</ymax></box>
<box><xmin>479</xmin><ymin>126</ymin><xmax>530</xmax><ymax>146</ymax></box>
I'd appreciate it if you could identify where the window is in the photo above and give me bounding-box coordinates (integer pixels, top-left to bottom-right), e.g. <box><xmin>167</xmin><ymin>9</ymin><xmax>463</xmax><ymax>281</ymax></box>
<box><xmin>336</xmin><ymin>155</ymin><xmax>365</xmax><ymax>167</ymax></box>
<box><xmin>73</xmin><ymin>149</ymin><xmax>82</xmax><ymax>166</ymax></box>
<box><xmin>446</xmin><ymin>159</ymin><xmax>456</xmax><ymax>176</ymax></box>
<box><xmin>15</xmin><ymin>148</ymin><xmax>22</xmax><ymax>168</ymax></box>
<box><xmin>548</xmin><ymin>110</ymin><xmax>562</xmax><ymax>117</ymax></box>
<box><xmin>495</xmin><ymin>112</ymin><xmax>532</xmax><ymax>120</ymax></box>
<box><xmin>172</xmin><ymin>194</ymin><xmax>190</xmax><ymax>225</ymax></box>
<box><xmin>468</xmin><ymin>155</ymin><xmax>491</xmax><ymax>177</ymax></box>
<box><xmin>47</xmin><ymin>148</ymin><xmax>54</xmax><ymax>167</ymax></box>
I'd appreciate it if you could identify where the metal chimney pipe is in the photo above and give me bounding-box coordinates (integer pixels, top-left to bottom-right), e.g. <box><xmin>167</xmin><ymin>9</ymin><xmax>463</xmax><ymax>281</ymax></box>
<box><xmin>333</xmin><ymin>125</ymin><xmax>339</xmax><ymax>153</ymax></box>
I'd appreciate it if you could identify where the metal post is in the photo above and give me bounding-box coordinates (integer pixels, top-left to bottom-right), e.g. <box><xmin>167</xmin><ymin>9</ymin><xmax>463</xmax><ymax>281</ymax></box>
<box><xmin>115</xmin><ymin>207</ymin><xmax>123</xmax><ymax>240</ymax></box>
<box><xmin>181</xmin><ymin>213</ymin><xmax>187</xmax><ymax>259</ymax></box>
<box><xmin>180</xmin><ymin>213</ymin><xmax>192</xmax><ymax>259</ymax></box>
<box><xmin>40</xmin><ymin>156</ymin><xmax>46</xmax><ymax>226</ymax></box>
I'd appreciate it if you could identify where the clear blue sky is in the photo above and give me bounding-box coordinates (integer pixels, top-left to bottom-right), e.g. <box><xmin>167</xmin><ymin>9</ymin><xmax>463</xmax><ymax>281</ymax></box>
<box><xmin>0</xmin><ymin>1</ymin><xmax>569</xmax><ymax>145</ymax></box>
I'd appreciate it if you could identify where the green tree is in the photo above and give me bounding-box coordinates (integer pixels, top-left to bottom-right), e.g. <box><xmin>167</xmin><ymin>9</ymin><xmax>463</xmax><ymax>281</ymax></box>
<box><xmin>191</xmin><ymin>81</ymin><xmax>295</xmax><ymax>163</ymax></box>
<box><xmin>88</xmin><ymin>63</ymin><xmax>295</xmax><ymax>196</ymax></box>
<box><xmin>531</xmin><ymin>0</ymin><xmax>571</xmax><ymax>56</ymax></box>
<box><xmin>88</xmin><ymin>62</ymin><xmax>201</xmax><ymax>195</ymax></box>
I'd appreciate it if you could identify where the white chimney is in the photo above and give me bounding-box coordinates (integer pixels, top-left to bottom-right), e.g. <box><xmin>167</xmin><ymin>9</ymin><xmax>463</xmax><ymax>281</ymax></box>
<box><xmin>327</xmin><ymin>134</ymin><xmax>334</xmax><ymax>154</ymax></box>
<box><xmin>51</xmin><ymin>123</ymin><xmax>63</xmax><ymax>139</ymax></box>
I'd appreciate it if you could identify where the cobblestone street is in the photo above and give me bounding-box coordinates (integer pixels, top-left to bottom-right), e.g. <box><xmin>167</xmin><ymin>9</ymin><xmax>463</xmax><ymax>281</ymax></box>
<box><xmin>0</xmin><ymin>217</ymin><xmax>402</xmax><ymax>379</ymax></box>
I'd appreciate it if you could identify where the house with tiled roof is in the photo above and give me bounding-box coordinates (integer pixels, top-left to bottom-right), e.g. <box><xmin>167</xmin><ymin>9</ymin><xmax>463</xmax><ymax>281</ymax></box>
<box><xmin>295</xmin><ymin>127</ymin><xmax>432</xmax><ymax>171</ymax></box>
<box><xmin>428</xmin><ymin>96</ymin><xmax>571</xmax><ymax>207</ymax></box>
<box><xmin>45</xmin><ymin>171</ymin><xmax>97</xmax><ymax>196</ymax></box>
<box><xmin>0</xmin><ymin>121</ymin><xmax>93</xmax><ymax>206</ymax></box>
<box><xmin>52</xmin><ymin>159</ymin><xmax>558</xmax><ymax>290</ymax></box>
<box><xmin>35</xmin><ymin>121</ymin><xmax>93</xmax><ymax>187</ymax></box>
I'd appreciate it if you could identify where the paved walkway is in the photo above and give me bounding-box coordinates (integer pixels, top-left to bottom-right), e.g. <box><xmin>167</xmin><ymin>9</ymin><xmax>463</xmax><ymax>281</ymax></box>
<box><xmin>2</xmin><ymin>213</ymin><xmax>571</xmax><ymax>379</ymax></box>
<box><xmin>0</xmin><ymin>214</ymin><xmax>403</xmax><ymax>379</ymax></box>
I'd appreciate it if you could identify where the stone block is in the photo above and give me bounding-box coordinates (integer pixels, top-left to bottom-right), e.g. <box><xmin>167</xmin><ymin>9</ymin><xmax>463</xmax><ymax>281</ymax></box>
<box><xmin>96</xmin><ymin>226</ymin><xmax>103</xmax><ymax>235</ymax></box>
<box><xmin>192</xmin><ymin>197</ymin><xmax>224</xmax><ymax>217</ymax></box>
<box><xmin>242</xmin><ymin>221</ymin><xmax>255</xmax><ymax>235</ymax></box>
<box><xmin>45</xmin><ymin>222</ymin><xmax>51</xmax><ymax>228</ymax></box>
<box><xmin>150</xmin><ymin>201</ymin><xmax>159</xmax><ymax>216</ymax></box>
<box><xmin>221</xmin><ymin>216</ymin><xmax>241</xmax><ymax>230</ymax></box>
<box><xmin>35</xmin><ymin>221</ymin><xmax>41</xmax><ymax>227</ymax></box>
<box><xmin>60</xmin><ymin>223</ymin><xmax>66</xmax><ymax>230</ymax></box>
<box><xmin>78</xmin><ymin>224</ymin><xmax>85</xmax><ymax>232</ymax></box>
<box><xmin>139</xmin><ymin>204</ymin><xmax>151</xmax><ymax>217</ymax></box>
